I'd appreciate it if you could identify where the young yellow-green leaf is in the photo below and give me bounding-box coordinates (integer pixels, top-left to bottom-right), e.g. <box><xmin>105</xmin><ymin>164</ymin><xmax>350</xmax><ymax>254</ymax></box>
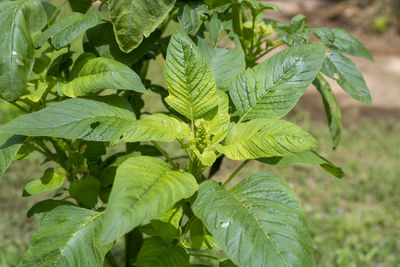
<box><xmin>322</xmin><ymin>53</ymin><xmax>372</xmax><ymax>105</ymax></box>
<box><xmin>0</xmin><ymin>132</ymin><xmax>24</xmax><ymax>180</ymax></box>
<box><xmin>1</xmin><ymin>96</ymin><xmax>136</xmax><ymax>142</ymax></box>
<box><xmin>136</xmin><ymin>237</ymin><xmax>189</xmax><ymax>267</ymax></box>
<box><xmin>230</xmin><ymin>44</ymin><xmax>325</xmax><ymax>121</ymax></box>
<box><xmin>21</xmin><ymin>206</ymin><xmax>112</xmax><ymax>267</ymax></box>
<box><xmin>109</xmin><ymin>0</ymin><xmax>176</xmax><ymax>53</ymax></box>
<box><xmin>102</xmin><ymin>156</ymin><xmax>198</xmax><ymax>243</ymax></box>
<box><xmin>313</xmin><ymin>74</ymin><xmax>342</xmax><ymax>149</ymax></box>
<box><xmin>199</xmin><ymin>90</ymin><xmax>230</xmax><ymax>137</ymax></box>
<box><xmin>258</xmin><ymin>150</ymin><xmax>344</xmax><ymax>178</ymax></box>
<box><xmin>0</xmin><ymin>1</ymin><xmax>34</xmax><ymax>101</ymax></box>
<box><xmin>23</xmin><ymin>168</ymin><xmax>65</xmax><ymax>196</ymax></box>
<box><xmin>216</xmin><ymin>119</ymin><xmax>318</xmax><ymax>160</ymax></box>
<box><xmin>59</xmin><ymin>55</ymin><xmax>146</xmax><ymax>97</ymax></box>
<box><xmin>35</xmin><ymin>10</ymin><xmax>101</xmax><ymax>49</ymax></box>
<box><xmin>165</xmin><ymin>30</ymin><xmax>218</xmax><ymax>121</ymax></box>
<box><xmin>114</xmin><ymin>113</ymin><xmax>191</xmax><ymax>145</ymax></box>
<box><xmin>192</xmin><ymin>173</ymin><xmax>315</xmax><ymax>267</ymax></box>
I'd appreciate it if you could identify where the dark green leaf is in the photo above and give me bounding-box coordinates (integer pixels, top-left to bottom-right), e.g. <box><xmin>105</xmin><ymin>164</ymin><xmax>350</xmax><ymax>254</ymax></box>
<box><xmin>1</xmin><ymin>96</ymin><xmax>136</xmax><ymax>142</ymax></box>
<box><xmin>322</xmin><ymin>53</ymin><xmax>372</xmax><ymax>104</ymax></box>
<box><xmin>35</xmin><ymin>10</ymin><xmax>101</xmax><ymax>49</ymax></box>
<box><xmin>26</xmin><ymin>199</ymin><xmax>74</xmax><ymax>218</ymax></box>
<box><xmin>136</xmin><ymin>237</ymin><xmax>189</xmax><ymax>267</ymax></box>
<box><xmin>108</xmin><ymin>0</ymin><xmax>176</xmax><ymax>52</ymax></box>
<box><xmin>0</xmin><ymin>1</ymin><xmax>35</xmax><ymax>101</ymax></box>
<box><xmin>68</xmin><ymin>0</ymin><xmax>92</xmax><ymax>13</ymax></box>
<box><xmin>230</xmin><ymin>44</ymin><xmax>325</xmax><ymax>121</ymax></box>
<box><xmin>0</xmin><ymin>132</ymin><xmax>24</xmax><ymax>180</ymax></box>
<box><xmin>258</xmin><ymin>151</ymin><xmax>344</xmax><ymax>178</ymax></box>
<box><xmin>165</xmin><ymin>31</ymin><xmax>218</xmax><ymax>121</ymax></box>
<box><xmin>178</xmin><ymin>4</ymin><xmax>202</xmax><ymax>35</ymax></box>
<box><xmin>192</xmin><ymin>173</ymin><xmax>315</xmax><ymax>267</ymax></box>
<box><xmin>197</xmin><ymin>37</ymin><xmax>246</xmax><ymax>91</ymax></box>
<box><xmin>21</xmin><ymin>206</ymin><xmax>112</xmax><ymax>266</ymax></box>
<box><xmin>83</xmin><ymin>23</ymin><xmax>162</xmax><ymax>66</ymax></box>
<box><xmin>313</xmin><ymin>74</ymin><xmax>342</xmax><ymax>148</ymax></box>
<box><xmin>70</xmin><ymin>176</ymin><xmax>101</xmax><ymax>207</ymax></box>
<box><xmin>102</xmin><ymin>156</ymin><xmax>198</xmax><ymax>242</ymax></box>
<box><xmin>326</xmin><ymin>28</ymin><xmax>373</xmax><ymax>61</ymax></box>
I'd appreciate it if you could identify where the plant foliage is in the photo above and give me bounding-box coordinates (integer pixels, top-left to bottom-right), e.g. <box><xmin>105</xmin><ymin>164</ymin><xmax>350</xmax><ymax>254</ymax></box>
<box><xmin>0</xmin><ymin>0</ymin><xmax>372</xmax><ymax>266</ymax></box>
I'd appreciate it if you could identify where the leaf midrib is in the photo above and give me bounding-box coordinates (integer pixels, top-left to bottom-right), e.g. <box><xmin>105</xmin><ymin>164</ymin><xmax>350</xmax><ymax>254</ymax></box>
<box><xmin>238</xmin><ymin>54</ymin><xmax>305</xmax><ymax>122</ymax></box>
<box><xmin>229</xmin><ymin>191</ymin><xmax>289</xmax><ymax>266</ymax></box>
<box><xmin>52</xmin><ymin>211</ymin><xmax>104</xmax><ymax>266</ymax></box>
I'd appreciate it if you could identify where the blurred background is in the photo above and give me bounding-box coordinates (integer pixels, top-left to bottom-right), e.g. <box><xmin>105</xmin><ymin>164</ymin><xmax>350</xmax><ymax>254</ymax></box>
<box><xmin>1</xmin><ymin>0</ymin><xmax>399</xmax><ymax>266</ymax></box>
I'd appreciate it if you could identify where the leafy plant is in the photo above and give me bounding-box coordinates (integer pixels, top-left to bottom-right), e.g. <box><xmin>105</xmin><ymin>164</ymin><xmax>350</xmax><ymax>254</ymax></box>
<box><xmin>0</xmin><ymin>0</ymin><xmax>372</xmax><ymax>266</ymax></box>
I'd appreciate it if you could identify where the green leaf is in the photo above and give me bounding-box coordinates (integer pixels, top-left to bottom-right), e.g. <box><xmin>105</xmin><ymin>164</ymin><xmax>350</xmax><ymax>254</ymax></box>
<box><xmin>230</xmin><ymin>44</ymin><xmax>325</xmax><ymax>121</ymax></box>
<box><xmin>20</xmin><ymin>0</ymin><xmax>47</xmax><ymax>37</ymax></box>
<box><xmin>0</xmin><ymin>1</ymin><xmax>34</xmax><ymax>101</ymax></box>
<box><xmin>189</xmin><ymin>218</ymin><xmax>216</xmax><ymax>250</ymax></box>
<box><xmin>322</xmin><ymin>53</ymin><xmax>372</xmax><ymax>105</ymax></box>
<box><xmin>219</xmin><ymin>259</ymin><xmax>237</xmax><ymax>267</ymax></box>
<box><xmin>115</xmin><ymin>113</ymin><xmax>191</xmax><ymax>145</ymax></box>
<box><xmin>321</xmin><ymin>28</ymin><xmax>373</xmax><ymax>61</ymax></box>
<box><xmin>140</xmin><ymin>204</ymin><xmax>183</xmax><ymax>243</ymax></box>
<box><xmin>313</xmin><ymin>74</ymin><xmax>342</xmax><ymax>148</ymax></box>
<box><xmin>192</xmin><ymin>173</ymin><xmax>315</xmax><ymax>267</ymax></box>
<box><xmin>83</xmin><ymin>23</ymin><xmax>161</xmax><ymax>66</ymax></box>
<box><xmin>0</xmin><ymin>132</ymin><xmax>24</xmax><ymax>180</ymax></box>
<box><xmin>70</xmin><ymin>176</ymin><xmax>101</xmax><ymax>208</ymax></box>
<box><xmin>258</xmin><ymin>151</ymin><xmax>344</xmax><ymax>178</ymax></box>
<box><xmin>35</xmin><ymin>10</ymin><xmax>101</xmax><ymax>49</ymax></box>
<box><xmin>68</xmin><ymin>0</ymin><xmax>92</xmax><ymax>13</ymax></box>
<box><xmin>109</xmin><ymin>0</ymin><xmax>176</xmax><ymax>52</ymax></box>
<box><xmin>178</xmin><ymin>4</ymin><xmax>202</xmax><ymax>35</ymax></box>
<box><xmin>102</xmin><ymin>156</ymin><xmax>198</xmax><ymax>242</ymax></box>
<box><xmin>21</xmin><ymin>206</ymin><xmax>112</xmax><ymax>267</ymax></box>
<box><xmin>216</xmin><ymin>119</ymin><xmax>318</xmax><ymax>160</ymax></box>
<box><xmin>1</xmin><ymin>96</ymin><xmax>136</xmax><ymax>142</ymax></box>
<box><xmin>26</xmin><ymin>199</ymin><xmax>74</xmax><ymax>218</ymax></box>
<box><xmin>204</xmin><ymin>90</ymin><xmax>230</xmax><ymax>137</ymax></box>
<box><xmin>136</xmin><ymin>237</ymin><xmax>189</xmax><ymax>267</ymax></box>
<box><xmin>197</xmin><ymin>37</ymin><xmax>246</xmax><ymax>91</ymax></box>
<box><xmin>59</xmin><ymin>55</ymin><xmax>146</xmax><ymax>97</ymax></box>
<box><xmin>23</xmin><ymin>168</ymin><xmax>65</xmax><ymax>196</ymax></box>
<box><xmin>165</xmin><ymin>31</ymin><xmax>218</xmax><ymax>121</ymax></box>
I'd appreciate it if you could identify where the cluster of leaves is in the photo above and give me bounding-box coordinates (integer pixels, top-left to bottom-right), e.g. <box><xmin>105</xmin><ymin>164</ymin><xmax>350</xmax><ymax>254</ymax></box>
<box><xmin>0</xmin><ymin>0</ymin><xmax>372</xmax><ymax>266</ymax></box>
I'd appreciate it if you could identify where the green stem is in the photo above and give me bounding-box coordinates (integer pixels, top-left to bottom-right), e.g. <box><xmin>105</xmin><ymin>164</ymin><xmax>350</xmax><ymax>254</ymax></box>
<box><xmin>151</xmin><ymin>141</ymin><xmax>178</xmax><ymax>169</ymax></box>
<box><xmin>188</xmin><ymin>252</ymin><xmax>221</xmax><ymax>261</ymax></box>
<box><xmin>223</xmin><ymin>160</ymin><xmax>250</xmax><ymax>187</ymax></box>
<box><xmin>10</xmin><ymin>102</ymin><xmax>29</xmax><ymax>113</ymax></box>
<box><xmin>255</xmin><ymin>39</ymin><xmax>284</xmax><ymax>61</ymax></box>
<box><xmin>105</xmin><ymin>252</ymin><xmax>120</xmax><ymax>267</ymax></box>
<box><xmin>250</xmin><ymin>11</ymin><xmax>256</xmax><ymax>53</ymax></box>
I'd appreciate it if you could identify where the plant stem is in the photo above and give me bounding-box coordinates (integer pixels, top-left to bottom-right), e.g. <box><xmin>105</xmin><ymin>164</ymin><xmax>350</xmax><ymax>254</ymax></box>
<box><xmin>10</xmin><ymin>102</ymin><xmax>29</xmax><ymax>113</ymax></box>
<box><xmin>105</xmin><ymin>252</ymin><xmax>120</xmax><ymax>267</ymax></box>
<box><xmin>188</xmin><ymin>252</ymin><xmax>221</xmax><ymax>261</ymax></box>
<box><xmin>255</xmin><ymin>39</ymin><xmax>284</xmax><ymax>61</ymax></box>
<box><xmin>223</xmin><ymin>160</ymin><xmax>250</xmax><ymax>187</ymax></box>
<box><xmin>151</xmin><ymin>141</ymin><xmax>179</xmax><ymax>169</ymax></box>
